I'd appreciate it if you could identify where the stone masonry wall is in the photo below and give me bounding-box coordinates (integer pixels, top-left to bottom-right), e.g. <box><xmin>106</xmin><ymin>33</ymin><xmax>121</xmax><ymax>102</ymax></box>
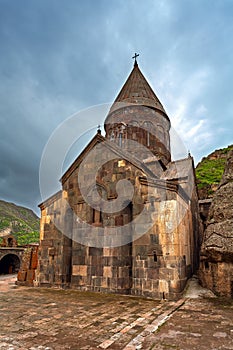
<box><xmin>17</xmin><ymin>245</ymin><xmax>38</xmax><ymax>286</ymax></box>
<box><xmin>37</xmin><ymin>139</ymin><xmax>199</xmax><ymax>299</ymax></box>
<box><xmin>105</xmin><ymin>105</ymin><xmax>171</xmax><ymax>165</ymax></box>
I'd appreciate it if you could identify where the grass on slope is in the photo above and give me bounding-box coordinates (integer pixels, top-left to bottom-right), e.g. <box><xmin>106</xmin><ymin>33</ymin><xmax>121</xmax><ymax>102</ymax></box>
<box><xmin>196</xmin><ymin>158</ymin><xmax>226</xmax><ymax>188</ymax></box>
<box><xmin>196</xmin><ymin>145</ymin><xmax>233</xmax><ymax>194</ymax></box>
<box><xmin>0</xmin><ymin>200</ymin><xmax>40</xmax><ymax>245</ymax></box>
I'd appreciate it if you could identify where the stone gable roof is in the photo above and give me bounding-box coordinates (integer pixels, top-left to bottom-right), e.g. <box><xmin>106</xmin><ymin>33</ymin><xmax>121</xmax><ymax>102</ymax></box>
<box><xmin>38</xmin><ymin>190</ymin><xmax>62</xmax><ymax>209</ymax></box>
<box><xmin>109</xmin><ymin>62</ymin><xmax>168</xmax><ymax>118</ymax></box>
<box><xmin>161</xmin><ymin>157</ymin><xmax>194</xmax><ymax>181</ymax></box>
<box><xmin>160</xmin><ymin>157</ymin><xmax>196</xmax><ymax>202</ymax></box>
<box><xmin>39</xmin><ymin>133</ymin><xmax>194</xmax><ymax>208</ymax></box>
<box><xmin>39</xmin><ymin>132</ymin><xmax>167</xmax><ymax>208</ymax></box>
<box><xmin>60</xmin><ymin>132</ymin><xmax>162</xmax><ymax>185</ymax></box>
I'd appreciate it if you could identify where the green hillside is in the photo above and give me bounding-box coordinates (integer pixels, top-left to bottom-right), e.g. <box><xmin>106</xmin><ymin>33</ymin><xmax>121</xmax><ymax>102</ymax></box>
<box><xmin>0</xmin><ymin>200</ymin><xmax>40</xmax><ymax>245</ymax></box>
<box><xmin>196</xmin><ymin>144</ymin><xmax>233</xmax><ymax>198</ymax></box>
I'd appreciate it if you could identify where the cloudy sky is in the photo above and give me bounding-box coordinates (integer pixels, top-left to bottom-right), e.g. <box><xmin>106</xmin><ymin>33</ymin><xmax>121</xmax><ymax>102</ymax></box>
<box><xmin>0</xmin><ymin>0</ymin><xmax>232</xmax><ymax>215</ymax></box>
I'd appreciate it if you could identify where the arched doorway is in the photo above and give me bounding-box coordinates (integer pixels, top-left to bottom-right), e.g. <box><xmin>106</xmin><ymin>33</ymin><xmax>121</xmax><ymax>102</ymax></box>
<box><xmin>0</xmin><ymin>254</ymin><xmax>20</xmax><ymax>274</ymax></box>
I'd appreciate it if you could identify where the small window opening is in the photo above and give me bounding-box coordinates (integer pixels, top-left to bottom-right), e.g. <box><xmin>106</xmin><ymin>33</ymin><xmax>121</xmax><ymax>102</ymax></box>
<box><xmin>147</xmin><ymin>131</ymin><xmax>150</xmax><ymax>146</ymax></box>
<box><xmin>153</xmin><ymin>251</ymin><xmax>157</xmax><ymax>262</ymax></box>
<box><xmin>92</xmin><ymin>209</ymin><xmax>102</xmax><ymax>224</ymax></box>
<box><xmin>119</xmin><ymin>133</ymin><xmax>122</xmax><ymax>147</ymax></box>
<box><xmin>100</xmin><ymin>210</ymin><xmax>103</xmax><ymax>223</ymax></box>
<box><xmin>8</xmin><ymin>238</ymin><xmax>13</xmax><ymax>247</ymax></box>
<box><xmin>204</xmin><ymin>261</ymin><xmax>209</xmax><ymax>269</ymax></box>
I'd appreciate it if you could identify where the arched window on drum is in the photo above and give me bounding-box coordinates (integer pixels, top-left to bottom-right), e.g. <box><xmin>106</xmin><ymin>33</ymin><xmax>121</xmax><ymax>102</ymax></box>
<box><xmin>109</xmin><ymin>129</ymin><xmax>115</xmax><ymax>141</ymax></box>
<box><xmin>117</xmin><ymin>123</ymin><xmax>127</xmax><ymax>147</ymax></box>
<box><xmin>129</xmin><ymin>120</ymin><xmax>139</xmax><ymax>141</ymax></box>
<box><xmin>164</xmin><ymin>131</ymin><xmax>170</xmax><ymax>149</ymax></box>
<box><xmin>157</xmin><ymin>125</ymin><xmax>165</xmax><ymax>143</ymax></box>
<box><xmin>143</xmin><ymin>121</ymin><xmax>153</xmax><ymax>146</ymax></box>
<box><xmin>130</xmin><ymin>120</ymin><xmax>139</xmax><ymax>127</ymax></box>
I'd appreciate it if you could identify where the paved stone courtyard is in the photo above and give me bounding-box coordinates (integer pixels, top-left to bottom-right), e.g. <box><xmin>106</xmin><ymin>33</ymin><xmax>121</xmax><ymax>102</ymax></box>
<box><xmin>0</xmin><ymin>275</ymin><xmax>232</xmax><ymax>349</ymax></box>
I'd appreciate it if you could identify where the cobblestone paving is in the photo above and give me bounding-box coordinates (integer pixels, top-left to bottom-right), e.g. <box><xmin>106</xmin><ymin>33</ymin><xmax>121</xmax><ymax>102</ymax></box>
<box><xmin>0</xmin><ymin>275</ymin><xmax>232</xmax><ymax>349</ymax></box>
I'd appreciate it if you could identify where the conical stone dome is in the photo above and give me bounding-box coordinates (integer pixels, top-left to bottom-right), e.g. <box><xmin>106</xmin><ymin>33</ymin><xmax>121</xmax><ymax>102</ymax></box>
<box><xmin>104</xmin><ymin>61</ymin><xmax>171</xmax><ymax>164</ymax></box>
<box><xmin>107</xmin><ymin>61</ymin><xmax>169</xmax><ymax>119</ymax></box>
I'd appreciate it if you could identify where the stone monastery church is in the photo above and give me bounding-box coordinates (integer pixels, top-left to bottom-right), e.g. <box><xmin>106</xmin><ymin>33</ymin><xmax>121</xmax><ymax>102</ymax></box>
<box><xmin>36</xmin><ymin>58</ymin><xmax>200</xmax><ymax>300</ymax></box>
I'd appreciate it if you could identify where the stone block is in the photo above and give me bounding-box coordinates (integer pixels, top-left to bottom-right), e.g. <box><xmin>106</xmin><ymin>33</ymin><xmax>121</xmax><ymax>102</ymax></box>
<box><xmin>96</xmin><ymin>264</ymin><xmax>103</xmax><ymax>276</ymax></box>
<box><xmin>93</xmin><ymin>277</ymin><xmax>102</xmax><ymax>287</ymax></box>
<box><xmin>159</xmin><ymin>267</ymin><xmax>175</xmax><ymax>280</ymax></box>
<box><xmin>26</xmin><ymin>269</ymin><xmax>35</xmax><ymax>283</ymax></box>
<box><xmin>71</xmin><ymin>275</ymin><xmax>84</xmax><ymax>285</ymax></box>
<box><xmin>89</xmin><ymin>265</ymin><xmax>96</xmax><ymax>275</ymax></box>
<box><xmin>101</xmin><ymin>277</ymin><xmax>108</xmax><ymax>288</ymax></box>
<box><xmin>169</xmin><ymin>278</ymin><xmax>187</xmax><ymax>293</ymax></box>
<box><xmin>142</xmin><ymin>278</ymin><xmax>152</xmax><ymax>291</ymax></box>
<box><xmin>102</xmin><ymin>256</ymin><xmax>112</xmax><ymax>266</ymax></box>
<box><xmin>117</xmin><ymin>277</ymin><xmax>130</xmax><ymax>289</ymax></box>
<box><xmin>17</xmin><ymin>270</ymin><xmax>27</xmax><ymax>282</ymax></box>
<box><xmin>158</xmin><ymin>279</ymin><xmax>169</xmax><ymax>293</ymax></box>
<box><xmin>31</xmin><ymin>253</ymin><xmax>38</xmax><ymax>269</ymax></box>
<box><xmin>133</xmin><ymin>278</ymin><xmax>143</xmax><ymax>289</ymax></box>
<box><xmin>44</xmin><ymin>223</ymin><xmax>51</xmax><ymax>232</ymax></box>
<box><xmin>41</xmin><ymin>239</ymin><xmax>54</xmax><ymax>247</ymax></box>
<box><xmin>72</xmin><ymin>255</ymin><xmax>85</xmax><ymax>265</ymax></box>
<box><xmin>118</xmin><ymin>266</ymin><xmax>130</xmax><ymax>278</ymax></box>
<box><xmin>134</xmin><ymin>267</ymin><xmax>146</xmax><ymax>279</ymax></box>
<box><xmin>103</xmin><ymin>266</ymin><xmax>112</xmax><ymax>278</ymax></box>
<box><xmin>72</xmin><ymin>265</ymin><xmax>87</xmax><ymax>276</ymax></box>
<box><xmin>40</xmin><ymin>249</ymin><xmax>49</xmax><ymax>259</ymax></box>
<box><xmin>147</xmin><ymin>268</ymin><xmax>159</xmax><ymax>280</ymax></box>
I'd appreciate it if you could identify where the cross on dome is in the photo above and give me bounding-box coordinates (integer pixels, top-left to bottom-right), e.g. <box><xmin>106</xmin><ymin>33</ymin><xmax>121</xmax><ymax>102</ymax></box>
<box><xmin>132</xmin><ymin>53</ymin><xmax>139</xmax><ymax>66</ymax></box>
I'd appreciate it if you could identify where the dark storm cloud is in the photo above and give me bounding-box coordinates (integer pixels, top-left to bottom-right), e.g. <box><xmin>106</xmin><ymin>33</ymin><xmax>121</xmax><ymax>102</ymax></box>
<box><xmin>0</xmin><ymin>0</ymin><xmax>232</xmax><ymax>214</ymax></box>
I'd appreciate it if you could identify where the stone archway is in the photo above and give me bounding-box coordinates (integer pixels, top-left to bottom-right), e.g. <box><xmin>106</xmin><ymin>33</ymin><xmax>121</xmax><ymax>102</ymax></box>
<box><xmin>0</xmin><ymin>254</ymin><xmax>20</xmax><ymax>274</ymax></box>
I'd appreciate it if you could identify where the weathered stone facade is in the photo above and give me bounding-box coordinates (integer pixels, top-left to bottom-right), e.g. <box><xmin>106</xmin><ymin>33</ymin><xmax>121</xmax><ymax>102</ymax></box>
<box><xmin>35</xmin><ymin>61</ymin><xmax>200</xmax><ymax>299</ymax></box>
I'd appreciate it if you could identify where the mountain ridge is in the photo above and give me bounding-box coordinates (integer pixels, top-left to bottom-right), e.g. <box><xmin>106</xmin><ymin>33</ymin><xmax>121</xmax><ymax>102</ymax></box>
<box><xmin>0</xmin><ymin>199</ymin><xmax>40</xmax><ymax>245</ymax></box>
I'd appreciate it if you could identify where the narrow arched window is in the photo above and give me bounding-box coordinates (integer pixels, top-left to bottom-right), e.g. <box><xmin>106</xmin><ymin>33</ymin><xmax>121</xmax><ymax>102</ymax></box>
<box><xmin>119</xmin><ymin>133</ymin><xmax>122</xmax><ymax>147</ymax></box>
<box><xmin>157</xmin><ymin>125</ymin><xmax>165</xmax><ymax>143</ymax></box>
<box><xmin>92</xmin><ymin>209</ymin><xmax>102</xmax><ymax>224</ymax></box>
<box><xmin>131</xmin><ymin>120</ymin><xmax>138</xmax><ymax>127</ymax></box>
<box><xmin>8</xmin><ymin>238</ymin><xmax>13</xmax><ymax>247</ymax></box>
<box><xmin>110</xmin><ymin>130</ymin><xmax>115</xmax><ymax>141</ymax></box>
<box><xmin>143</xmin><ymin>121</ymin><xmax>153</xmax><ymax>147</ymax></box>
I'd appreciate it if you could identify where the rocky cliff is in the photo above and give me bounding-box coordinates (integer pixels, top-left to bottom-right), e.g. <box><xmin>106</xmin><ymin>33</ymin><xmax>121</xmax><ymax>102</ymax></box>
<box><xmin>199</xmin><ymin>149</ymin><xmax>233</xmax><ymax>298</ymax></box>
<box><xmin>196</xmin><ymin>144</ymin><xmax>233</xmax><ymax>199</ymax></box>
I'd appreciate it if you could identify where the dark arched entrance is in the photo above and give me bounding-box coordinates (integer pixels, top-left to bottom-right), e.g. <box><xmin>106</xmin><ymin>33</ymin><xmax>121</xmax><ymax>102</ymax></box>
<box><xmin>0</xmin><ymin>254</ymin><xmax>20</xmax><ymax>274</ymax></box>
